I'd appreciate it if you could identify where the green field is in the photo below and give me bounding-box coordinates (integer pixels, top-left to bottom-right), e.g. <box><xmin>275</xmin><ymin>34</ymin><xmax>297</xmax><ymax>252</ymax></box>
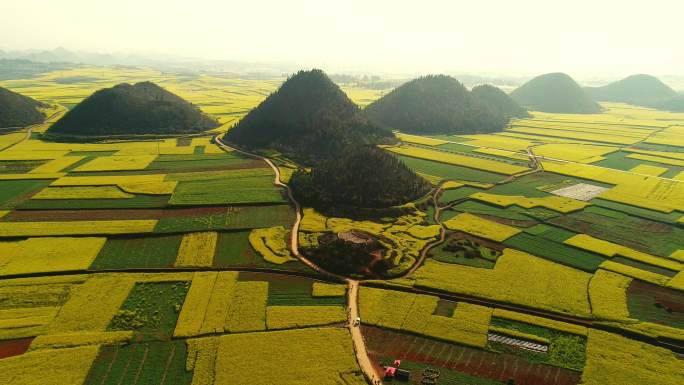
<box><xmin>91</xmin><ymin>234</ymin><xmax>183</xmax><ymax>269</ymax></box>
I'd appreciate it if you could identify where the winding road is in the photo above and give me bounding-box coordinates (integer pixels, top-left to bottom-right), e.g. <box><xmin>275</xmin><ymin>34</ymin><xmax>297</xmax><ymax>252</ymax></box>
<box><xmin>214</xmin><ymin>135</ymin><xmax>383</xmax><ymax>383</ymax></box>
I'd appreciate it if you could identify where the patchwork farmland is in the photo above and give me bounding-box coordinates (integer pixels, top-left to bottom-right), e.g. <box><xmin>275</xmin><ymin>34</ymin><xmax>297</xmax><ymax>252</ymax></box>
<box><xmin>0</xmin><ymin>66</ymin><xmax>683</xmax><ymax>385</ymax></box>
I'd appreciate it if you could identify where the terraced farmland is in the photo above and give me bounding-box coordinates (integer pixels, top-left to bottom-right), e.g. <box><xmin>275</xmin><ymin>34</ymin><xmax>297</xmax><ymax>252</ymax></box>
<box><xmin>1</xmin><ymin>66</ymin><xmax>684</xmax><ymax>385</ymax></box>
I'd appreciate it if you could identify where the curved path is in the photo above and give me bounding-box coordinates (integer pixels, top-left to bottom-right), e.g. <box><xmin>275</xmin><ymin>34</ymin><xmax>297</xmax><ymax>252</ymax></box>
<box><xmin>214</xmin><ymin>135</ymin><xmax>382</xmax><ymax>383</ymax></box>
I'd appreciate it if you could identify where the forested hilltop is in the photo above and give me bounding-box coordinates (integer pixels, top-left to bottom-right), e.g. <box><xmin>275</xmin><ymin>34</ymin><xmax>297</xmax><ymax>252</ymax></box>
<box><xmin>289</xmin><ymin>145</ymin><xmax>431</xmax><ymax>214</ymax></box>
<box><xmin>511</xmin><ymin>72</ymin><xmax>602</xmax><ymax>114</ymax></box>
<box><xmin>364</xmin><ymin>75</ymin><xmax>527</xmax><ymax>134</ymax></box>
<box><xmin>224</xmin><ymin>69</ymin><xmax>429</xmax><ymax>211</ymax></box>
<box><xmin>0</xmin><ymin>86</ymin><xmax>46</xmax><ymax>128</ymax></box>
<box><xmin>48</xmin><ymin>82</ymin><xmax>219</xmax><ymax>136</ymax></box>
<box><xmin>225</xmin><ymin>69</ymin><xmax>393</xmax><ymax>165</ymax></box>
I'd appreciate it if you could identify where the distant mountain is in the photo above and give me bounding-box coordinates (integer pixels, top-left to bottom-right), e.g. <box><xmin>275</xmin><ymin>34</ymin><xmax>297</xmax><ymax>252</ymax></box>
<box><xmin>586</xmin><ymin>74</ymin><xmax>677</xmax><ymax>106</ymax></box>
<box><xmin>290</xmin><ymin>145</ymin><xmax>430</xmax><ymax>212</ymax></box>
<box><xmin>585</xmin><ymin>74</ymin><xmax>684</xmax><ymax>112</ymax></box>
<box><xmin>364</xmin><ymin>75</ymin><xmax>526</xmax><ymax>135</ymax></box>
<box><xmin>511</xmin><ymin>73</ymin><xmax>602</xmax><ymax>114</ymax></box>
<box><xmin>364</xmin><ymin>75</ymin><xmax>524</xmax><ymax>134</ymax></box>
<box><xmin>48</xmin><ymin>82</ymin><xmax>218</xmax><ymax>136</ymax></box>
<box><xmin>0</xmin><ymin>86</ymin><xmax>47</xmax><ymax>128</ymax></box>
<box><xmin>224</xmin><ymin>69</ymin><xmax>393</xmax><ymax>164</ymax></box>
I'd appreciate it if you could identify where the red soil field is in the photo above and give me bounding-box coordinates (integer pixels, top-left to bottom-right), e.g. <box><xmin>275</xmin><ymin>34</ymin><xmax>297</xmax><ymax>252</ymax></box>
<box><xmin>0</xmin><ymin>337</ymin><xmax>33</xmax><ymax>359</ymax></box>
<box><xmin>363</xmin><ymin>326</ymin><xmax>580</xmax><ymax>385</ymax></box>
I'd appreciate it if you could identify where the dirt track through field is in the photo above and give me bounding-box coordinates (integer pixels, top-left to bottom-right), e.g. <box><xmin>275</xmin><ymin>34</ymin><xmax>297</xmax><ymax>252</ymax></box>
<box><xmin>215</xmin><ymin>135</ymin><xmax>382</xmax><ymax>383</ymax></box>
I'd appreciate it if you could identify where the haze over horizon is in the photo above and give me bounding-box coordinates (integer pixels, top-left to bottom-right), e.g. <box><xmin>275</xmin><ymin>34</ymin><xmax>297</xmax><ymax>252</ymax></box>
<box><xmin>2</xmin><ymin>0</ymin><xmax>683</xmax><ymax>77</ymax></box>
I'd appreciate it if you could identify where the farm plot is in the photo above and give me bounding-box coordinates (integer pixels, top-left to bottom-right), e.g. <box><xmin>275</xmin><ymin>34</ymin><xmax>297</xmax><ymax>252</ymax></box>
<box><xmin>0</xmin><ymin>345</ymin><xmax>100</xmax><ymax>385</ymax></box>
<box><xmin>549</xmin><ymin>210</ymin><xmax>684</xmax><ymax>258</ymax></box>
<box><xmin>108</xmin><ymin>281</ymin><xmax>189</xmax><ymax>340</ymax></box>
<box><xmin>627</xmin><ymin>280</ymin><xmax>684</xmax><ymax>328</ymax></box>
<box><xmin>170</xmin><ymin>175</ymin><xmax>284</xmax><ymax>205</ymax></box>
<box><xmin>385</xmin><ymin>145</ymin><xmax>530</xmax><ymax>175</ymax></box>
<box><xmin>395</xmin><ymin>155</ymin><xmax>506</xmax><ymax>183</ymax></box>
<box><xmin>580</xmin><ymin>329</ymin><xmax>684</xmax><ymax>385</ymax></box>
<box><xmin>0</xmin><ymin>220</ymin><xmax>157</xmax><ymax>237</ymax></box>
<box><xmin>213</xmin><ymin>230</ymin><xmax>309</xmax><ymax>272</ymax></box>
<box><xmin>213</xmin><ymin>328</ymin><xmax>364</xmax><ymax>385</ymax></box>
<box><xmin>154</xmin><ymin>204</ymin><xmax>294</xmax><ymax>233</ymax></box>
<box><xmin>83</xmin><ymin>340</ymin><xmax>192</xmax><ymax>385</ymax></box>
<box><xmin>90</xmin><ymin>234</ymin><xmax>183</xmax><ymax>269</ymax></box>
<box><xmin>0</xmin><ymin>237</ymin><xmax>106</xmax><ymax>276</ymax></box>
<box><xmin>359</xmin><ymin>287</ymin><xmax>492</xmax><ymax>348</ymax></box>
<box><xmin>363</xmin><ymin>326</ymin><xmax>581</xmax><ymax>385</ymax></box>
<box><xmin>0</xmin><ymin>179</ymin><xmax>53</xmax><ymax>208</ymax></box>
<box><xmin>409</xmin><ymin>248</ymin><xmax>593</xmax><ymax>317</ymax></box>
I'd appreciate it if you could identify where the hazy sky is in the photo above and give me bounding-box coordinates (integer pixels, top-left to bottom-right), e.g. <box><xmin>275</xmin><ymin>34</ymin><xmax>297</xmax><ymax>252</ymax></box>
<box><xmin>2</xmin><ymin>0</ymin><xmax>682</xmax><ymax>76</ymax></box>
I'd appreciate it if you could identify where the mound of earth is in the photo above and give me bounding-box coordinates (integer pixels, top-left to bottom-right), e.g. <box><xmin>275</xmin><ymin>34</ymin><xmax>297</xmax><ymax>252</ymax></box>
<box><xmin>224</xmin><ymin>69</ymin><xmax>393</xmax><ymax>164</ymax></box>
<box><xmin>511</xmin><ymin>73</ymin><xmax>601</xmax><ymax>114</ymax></box>
<box><xmin>0</xmin><ymin>86</ymin><xmax>47</xmax><ymax>128</ymax></box>
<box><xmin>586</xmin><ymin>74</ymin><xmax>678</xmax><ymax>106</ymax></box>
<box><xmin>48</xmin><ymin>82</ymin><xmax>219</xmax><ymax>136</ymax></box>
<box><xmin>364</xmin><ymin>75</ymin><xmax>527</xmax><ymax>134</ymax></box>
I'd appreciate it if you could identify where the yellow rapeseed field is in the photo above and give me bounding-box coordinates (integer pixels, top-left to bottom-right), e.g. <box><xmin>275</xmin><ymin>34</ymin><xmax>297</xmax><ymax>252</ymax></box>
<box><xmin>32</xmin><ymin>186</ymin><xmax>134</xmax><ymax>199</ymax></box>
<box><xmin>213</xmin><ymin>328</ymin><xmax>363</xmax><ymax>385</ymax></box>
<box><xmin>442</xmin><ymin>212</ymin><xmax>521</xmax><ymax>242</ymax></box>
<box><xmin>470</xmin><ymin>192</ymin><xmax>588</xmax><ymax>213</ymax></box>
<box><xmin>46</xmin><ymin>275</ymin><xmax>135</xmax><ymax>333</ymax></box>
<box><xmin>533</xmin><ymin>143</ymin><xmax>618</xmax><ymax>163</ymax></box>
<box><xmin>73</xmin><ymin>155</ymin><xmax>157</xmax><ymax>172</ymax></box>
<box><xmin>29</xmin><ymin>330</ymin><xmax>133</xmax><ymax>350</ymax></box>
<box><xmin>312</xmin><ymin>282</ymin><xmax>346</xmax><ymax>297</ymax></box>
<box><xmin>599</xmin><ymin>261</ymin><xmax>671</xmax><ymax>287</ymax></box>
<box><xmin>248</xmin><ymin>227</ymin><xmax>295</xmax><ymax>264</ymax></box>
<box><xmin>200</xmin><ymin>272</ymin><xmax>238</xmax><ymax>335</ymax></box>
<box><xmin>0</xmin><ymin>237</ymin><xmax>106</xmax><ymax>276</ymax></box>
<box><xmin>175</xmin><ymin>232</ymin><xmax>218</xmax><ymax>267</ymax></box>
<box><xmin>395</xmin><ymin>133</ymin><xmax>449</xmax><ymax>146</ymax></box>
<box><xmin>565</xmin><ymin>234</ymin><xmax>683</xmax><ymax>272</ymax></box>
<box><xmin>580</xmin><ymin>329</ymin><xmax>684</xmax><ymax>385</ymax></box>
<box><xmin>0</xmin><ymin>345</ymin><xmax>99</xmax><ymax>385</ymax></box>
<box><xmin>588</xmin><ymin>269</ymin><xmax>633</xmax><ymax>321</ymax></box>
<box><xmin>491</xmin><ymin>308</ymin><xmax>588</xmax><ymax>335</ymax></box>
<box><xmin>413</xmin><ymin>249</ymin><xmax>593</xmax><ymax>317</ymax></box>
<box><xmin>175</xmin><ymin>272</ymin><xmax>218</xmax><ymax>338</ymax></box>
<box><xmin>359</xmin><ymin>287</ymin><xmax>491</xmax><ymax>347</ymax></box>
<box><xmin>0</xmin><ymin>220</ymin><xmax>157</xmax><ymax>237</ymax></box>
<box><xmin>27</xmin><ymin>156</ymin><xmax>85</xmax><ymax>174</ymax></box>
<box><xmin>186</xmin><ymin>336</ymin><xmax>220</xmax><ymax>385</ymax></box>
<box><xmin>266</xmin><ymin>306</ymin><xmax>346</xmax><ymax>330</ymax></box>
<box><xmin>629</xmin><ymin>164</ymin><xmax>669</xmax><ymax>176</ymax></box>
<box><xmin>385</xmin><ymin>145</ymin><xmax>530</xmax><ymax>175</ymax></box>
<box><xmin>224</xmin><ymin>281</ymin><xmax>268</xmax><ymax>333</ymax></box>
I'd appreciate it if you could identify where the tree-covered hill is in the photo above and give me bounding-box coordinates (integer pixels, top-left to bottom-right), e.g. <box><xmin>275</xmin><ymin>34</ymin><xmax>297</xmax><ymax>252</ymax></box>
<box><xmin>0</xmin><ymin>86</ymin><xmax>47</xmax><ymax>128</ymax></box>
<box><xmin>48</xmin><ymin>82</ymin><xmax>219</xmax><ymax>136</ymax></box>
<box><xmin>224</xmin><ymin>69</ymin><xmax>393</xmax><ymax>164</ymax></box>
<box><xmin>586</xmin><ymin>74</ymin><xmax>677</xmax><ymax>104</ymax></box>
<box><xmin>470</xmin><ymin>84</ymin><xmax>530</xmax><ymax>121</ymax></box>
<box><xmin>364</xmin><ymin>75</ymin><xmax>527</xmax><ymax>134</ymax></box>
<box><xmin>289</xmin><ymin>145</ymin><xmax>431</xmax><ymax>212</ymax></box>
<box><xmin>586</xmin><ymin>74</ymin><xmax>682</xmax><ymax>111</ymax></box>
<box><xmin>511</xmin><ymin>73</ymin><xmax>602</xmax><ymax>114</ymax></box>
